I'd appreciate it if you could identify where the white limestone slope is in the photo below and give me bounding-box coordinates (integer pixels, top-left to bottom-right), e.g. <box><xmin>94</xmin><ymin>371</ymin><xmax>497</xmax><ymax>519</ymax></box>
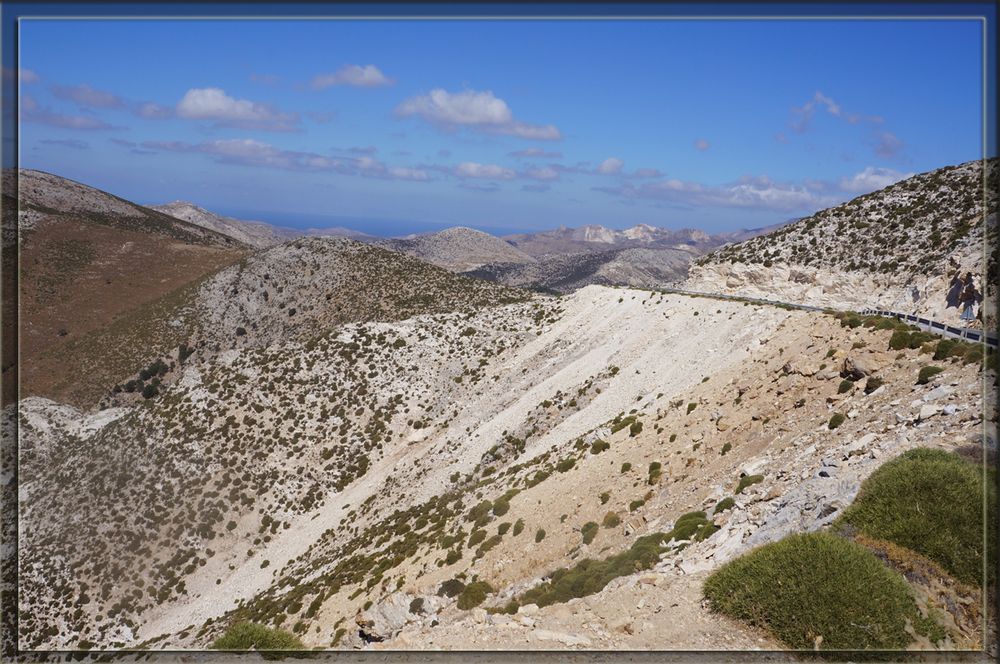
<box><xmin>133</xmin><ymin>285</ymin><xmax>793</xmax><ymax>644</ymax></box>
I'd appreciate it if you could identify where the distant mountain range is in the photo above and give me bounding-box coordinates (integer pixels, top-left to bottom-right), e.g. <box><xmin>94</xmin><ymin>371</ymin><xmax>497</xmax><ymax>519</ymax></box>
<box><xmin>147</xmin><ymin>200</ymin><xmax>789</xmax><ymax>293</ymax></box>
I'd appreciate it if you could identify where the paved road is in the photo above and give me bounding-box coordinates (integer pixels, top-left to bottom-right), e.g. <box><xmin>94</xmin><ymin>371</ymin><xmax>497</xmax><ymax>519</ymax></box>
<box><xmin>655</xmin><ymin>286</ymin><xmax>997</xmax><ymax>349</ymax></box>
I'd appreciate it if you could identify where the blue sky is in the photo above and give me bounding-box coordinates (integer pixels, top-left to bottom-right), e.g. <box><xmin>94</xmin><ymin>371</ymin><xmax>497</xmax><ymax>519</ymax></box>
<box><xmin>17</xmin><ymin>16</ymin><xmax>988</xmax><ymax>235</ymax></box>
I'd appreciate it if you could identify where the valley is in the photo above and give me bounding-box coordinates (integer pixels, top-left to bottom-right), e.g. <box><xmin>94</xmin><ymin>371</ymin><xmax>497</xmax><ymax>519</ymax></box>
<box><xmin>6</xmin><ymin>159</ymin><xmax>997</xmax><ymax>656</ymax></box>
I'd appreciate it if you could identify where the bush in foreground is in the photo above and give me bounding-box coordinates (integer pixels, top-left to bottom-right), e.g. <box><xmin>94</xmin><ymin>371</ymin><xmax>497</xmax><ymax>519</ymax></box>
<box><xmin>456</xmin><ymin>581</ymin><xmax>494</xmax><ymax>610</ymax></box>
<box><xmin>210</xmin><ymin>622</ymin><xmax>305</xmax><ymax>660</ymax></box>
<box><xmin>703</xmin><ymin>532</ymin><xmax>939</xmax><ymax>650</ymax></box>
<box><xmin>837</xmin><ymin>448</ymin><xmax>996</xmax><ymax>586</ymax></box>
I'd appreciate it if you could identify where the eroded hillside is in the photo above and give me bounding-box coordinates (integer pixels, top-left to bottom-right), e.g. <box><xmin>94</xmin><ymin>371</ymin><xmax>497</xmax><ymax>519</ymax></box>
<box><xmin>17</xmin><ymin>284</ymin><xmax>994</xmax><ymax>653</ymax></box>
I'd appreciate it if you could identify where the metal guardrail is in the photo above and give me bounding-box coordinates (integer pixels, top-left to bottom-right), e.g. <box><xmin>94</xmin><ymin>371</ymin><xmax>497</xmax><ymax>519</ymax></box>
<box><xmin>860</xmin><ymin>308</ymin><xmax>998</xmax><ymax>348</ymax></box>
<box><xmin>652</xmin><ymin>286</ymin><xmax>997</xmax><ymax>349</ymax></box>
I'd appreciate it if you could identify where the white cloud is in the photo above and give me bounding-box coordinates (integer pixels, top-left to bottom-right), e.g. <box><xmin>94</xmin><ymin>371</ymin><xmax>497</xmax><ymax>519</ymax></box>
<box><xmin>20</xmin><ymin>68</ymin><xmax>39</xmax><ymax>83</ymax></box>
<box><xmin>596</xmin><ymin>157</ymin><xmax>624</xmax><ymax>175</ymax></box>
<box><xmin>791</xmin><ymin>90</ymin><xmax>844</xmax><ymax>132</ymax></box>
<box><xmin>144</xmin><ymin>137</ymin><xmax>430</xmax><ymax>181</ymax></box>
<box><xmin>524</xmin><ymin>166</ymin><xmax>559</xmax><ymax>181</ymax></box>
<box><xmin>838</xmin><ymin>166</ymin><xmax>914</xmax><ymax>193</ymax></box>
<box><xmin>873</xmin><ymin>131</ymin><xmax>904</xmax><ymax>158</ymax></box>
<box><xmin>311</xmin><ymin>65</ymin><xmax>394</xmax><ymax>89</ymax></box>
<box><xmin>396</xmin><ymin>88</ymin><xmax>561</xmax><ymax>141</ymax></box>
<box><xmin>135</xmin><ymin>101</ymin><xmax>173</xmax><ymax>119</ymax></box>
<box><xmin>694</xmin><ymin>138</ymin><xmax>710</xmax><ymax>151</ymax></box>
<box><xmin>595</xmin><ymin>173</ymin><xmax>842</xmax><ymax>213</ymax></box>
<box><xmin>632</xmin><ymin>168</ymin><xmax>663</xmax><ymax>178</ymax></box>
<box><xmin>21</xmin><ymin>94</ymin><xmax>118</xmax><ymax>130</ymax></box>
<box><xmin>509</xmin><ymin>147</ymin><xmax>562</xmax><ymax>158</ymax></box>
<box><xmin>176</xmin><ymin>87</ymin><xmax>299</xmax><ymax>131</ymax></box>
<box><xmin>454</xmin><ymin>161</ymin><xmax>516</xmax><ymax>180</ymax></box>
<box><xmin>51</xmin><ymin>83</ymin><xmax>124</xmax><ymax>109</ymax></box>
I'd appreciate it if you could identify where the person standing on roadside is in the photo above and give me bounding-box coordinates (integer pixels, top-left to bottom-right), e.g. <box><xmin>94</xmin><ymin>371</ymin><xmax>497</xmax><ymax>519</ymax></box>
<box><xmin>958</xmin><ymin>273</ymin><xmax>978</xmax><ymax>325</ymax></box>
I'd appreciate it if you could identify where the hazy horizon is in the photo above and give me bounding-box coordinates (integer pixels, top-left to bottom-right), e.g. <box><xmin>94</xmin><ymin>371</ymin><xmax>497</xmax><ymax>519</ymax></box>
<box><xmin>18</xmin><ymin>17</ymin><xmax>987</xmax><ymax>234</ymax></box>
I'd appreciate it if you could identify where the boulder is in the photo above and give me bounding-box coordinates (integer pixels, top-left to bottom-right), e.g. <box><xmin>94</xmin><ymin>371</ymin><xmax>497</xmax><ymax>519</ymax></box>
<box><xmin>922</xmin><ymin>386</ymin><xmax>954</xmax><ymax>402</ymax></box>
<box><xmin>841</xmin><ymin>356</ymin><xmax>873</xmax><ymax>381</ymax></box>
<box><xmin>355</xmin><ymin>592</ymin><xmax>443</xmax><ymax>642</ymax></box>
<box><xmin>918</xmin><ymin>404</ymin><xmax>941</xmax><ymax>421</ymax></box>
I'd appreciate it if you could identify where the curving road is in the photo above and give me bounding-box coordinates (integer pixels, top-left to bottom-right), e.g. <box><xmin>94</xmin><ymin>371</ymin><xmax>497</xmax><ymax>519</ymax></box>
<box><xmin>653</xmin><ymin>286</ymin><xmax>997</xmax><ymax>349</ymax></box>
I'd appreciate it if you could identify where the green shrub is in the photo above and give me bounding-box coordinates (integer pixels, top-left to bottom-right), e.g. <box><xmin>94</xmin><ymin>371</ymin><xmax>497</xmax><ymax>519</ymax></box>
<box><xmin>837</xmin><ymin>448</ymin><xmax>996</xmax><ymax>586</ymax></box>
<box><xmin>720</xmin><ymin>442</ymin><xmax>732</xmax><ymax>456</ymax></box>
<box><xmin>629</xmin><ymin>421</ymin><xmax>643</xmax><ymax>437</ymax></box>
<box><xmin>713</xmin><ymin>497</ymin><xmax>735</xmax><ymax>514</ymax></box>
<box><xmin>667</xmin><ymin>511</ymin><xmax>710</xmax><ymax>542</ymax></box>
<box><xmin>735</xmin><ymin>474</ymin><xmax>763</xmax><ymax>494</ymax></box>
<box><xmin>933</xmin><ymin>339</ymin><xmax>959</xmax><ymax>361</ymax></box>
<box><xmin>648</xmin><ymin>461</ymin><xmax>662</xmax><ymax>484</ymax></box>
<box><xmin>535</xmin><ymin>529</ymin><xmax>546</xmax><ymax>543</ymax></box>
<box><xmin>620</xmin><ymin>462</ymin><xmax>632</xmax><ymax>473</ymax></box>
<box><xmin>602</xmin><ymin>512</ymin><xmax>621</xmax><ymax>528</ymax></box>
<box><xmin>555</xmin><ymin>458</ymin><xmax>576</xmax><ymax>473</ymax></box>
<box><xmin>492</xmin><ymin>500</ymin><xmax>510</xmax><ymax>517</ymax></box>
<box><xmin>599</xmin><ymin>491</ymin><xmax>610</xmax><ymax>505</ymax></box>
<box><xmin>210</xmin><ymin>622</ymin><xmax>305</xmax><ymax>659</ymax></box>
<box><xmin>590</xmin><ymin>439</ymin><xmax>610</xmax><ymax>454</ymax></box>
<box><xmin>512</xmin><ymin>518</ymin><xmax>524</xmax><ymax>537</ymax></box>
<box><xmin>519</xmin><ymin>533</ymin><xmax>666</xmax><ymax>608</ymax></box>
<box><xmin>686</xmin><ymin>403</ymin><xmax>697</xmax><ymax>415</ymax></box>
<box><xmin>467</xmin><ymin>500</ymin><xmax>493</xmax><ymax>523</ymax></box>
<box><xmin>916</xmin><ymin>365</ymin><xmax>944</xmax><ymax>385</ymax></box>
<box><xmin>828</xmin><ymin>413</ymin><xmax>846</xmax><ymax>430</ymax></box>
<box><xmin>704</xmin><ymin>532</ymin><xmax>939</xmax><ymax>650</ymax></box>
<box><xmin>497</xmin><ymin>522</ymin><xmax>511</xmax><ymax>536</ymax></box>
<box><xmin>456</xmin><ymin>581</ymin><xmax>494</xmax><ymax>610</ymax></box>
<box><xmin>889</xmin><ymin>329</ymin><xmax>936</xmax><ymax>351</ymax></box>
<box><xmin>863</xmin><ymin>376</ymin><xmax>884</xmax><ymax>394</ymax></box>
<box><xmin>468</xmin><ymin>529</ymin><xmax>487</xmax><ymax>547</ymax></box>
<box><xmin>629</xmin><ymin>498</ymin><xmax>645</xmax><ymax>512</ymax></box>
<box><xmin>437</xmin><ymin>578</ymin><xmax>465</xmax><ymax>598</ymax></box>
<box><xmin>581</xmin><ymin>521</ymin><xmax>599</xmax><ymax>545</ymax></box>
<box><xmin>837</xmin><ymin>379</ymin><xmax>854</xmax><ymax>394</ymax></box>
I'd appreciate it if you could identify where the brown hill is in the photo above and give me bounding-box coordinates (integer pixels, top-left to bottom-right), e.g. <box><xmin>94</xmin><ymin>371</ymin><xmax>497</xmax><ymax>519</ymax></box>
<box><xmin>9</xmin><ymin>169</ymin><xmax>247</xmax><ymax>406</ymax></box>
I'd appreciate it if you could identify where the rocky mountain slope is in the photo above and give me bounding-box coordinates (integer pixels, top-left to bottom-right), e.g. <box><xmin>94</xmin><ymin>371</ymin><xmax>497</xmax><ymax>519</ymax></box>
<box><xmin>506</xmin><ymin>224</ymin><xmax>714</xmax><ymax>257</ymax></box>
<box><xmin>16</xmin><ymin>282</ymin><xmax>995</xmax><ymax>653</ymax></box>
<box><xmin>466</xmin><ymin>246</ymin><xmax>696</xmax><ymax>294</ymax></box>
<box><xmin>7</xmin><ymin>169</ymin><xmax>247</xmax><ymax>406</ymax></box>
<box><xmin>150</xmin><ymin>201</ymin><xmax>300</xmax><ymax>249</ymax></box>
<box><xmin>39</xmin><ymin>236</ymin><xmax>528</xmax><ymax>410</ymax></box>
<box><xmin>688</xmin><ymin>159</ymin><xmax>998</xmax><ymax>326</ymax></box>
<box><xmin>376</xmin><ymin>227</ymin><xmax>536</xmax><ymax>272</ymax></box>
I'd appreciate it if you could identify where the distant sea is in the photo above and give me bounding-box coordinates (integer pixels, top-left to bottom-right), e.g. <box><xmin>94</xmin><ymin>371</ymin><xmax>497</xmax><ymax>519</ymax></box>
<box><xmin>215</xmin><ymin>208</ymin><xmax>534</xmax><ymax>238</ymax></box>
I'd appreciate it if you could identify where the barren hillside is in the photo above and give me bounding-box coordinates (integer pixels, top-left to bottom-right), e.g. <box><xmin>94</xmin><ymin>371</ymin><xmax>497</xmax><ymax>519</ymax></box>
<box><xmin>688</xmin><ymin>159</ymin><xmax>998</xmax><ymax>326</ymax></box>
<box><xmin>151</xmin><ymin>201</ymin><xmax>300</xmax><ymax>249</ymax></box>
<box><xmin>17</xmin><ymin>284</ymin><xmax>995</xmax><ymax>653</ymax></box>
<box><xmin>8</xmin><ymin>170</ymin><xmax>247</xmax><ymax>406</ymax></box>
<box><xmin>467</xmin><ymin>246</ymin><xmax>696</xmax><ymax>294</ymax></box>
<box><xmin>377</xmin><ymin>227</ymin><xmax>536</xmax><ymax>272</ymax></box>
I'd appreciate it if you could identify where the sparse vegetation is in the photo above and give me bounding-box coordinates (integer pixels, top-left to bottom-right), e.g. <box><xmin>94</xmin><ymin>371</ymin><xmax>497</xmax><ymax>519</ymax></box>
<box><xmin>456</xmin><ymin>581</ymin><xmax>494</xmax><ymax>610</ymax></box>
<box><xmin>704</xmin><ymin>532</ymin><xmax>942</xmax><ymax>650</ymax></box>
<box><xmin>916</xmin><ymin>365</ymin><xmax>944</xmax><ymax>385</ymax></box>
<box><xmin>735</xmin><ymin>474</ymin><xmax>763</xmax><ymax>494</ymax></box>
